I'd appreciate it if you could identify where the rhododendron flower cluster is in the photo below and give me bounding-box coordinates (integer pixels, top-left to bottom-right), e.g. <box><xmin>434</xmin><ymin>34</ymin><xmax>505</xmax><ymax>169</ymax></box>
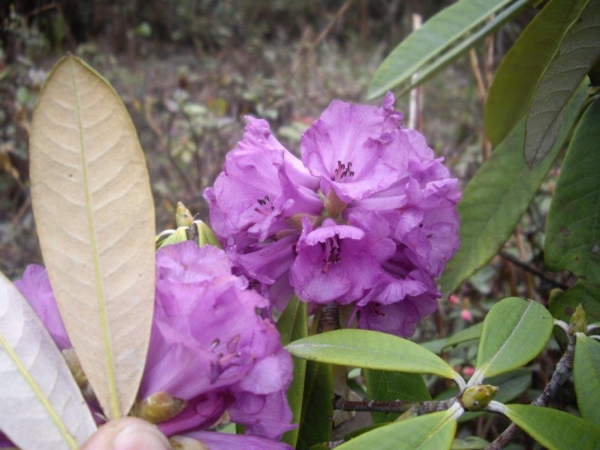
<box><xmin>205</xmin><ymin>93</ymin><xmax>460</xmax><ymax>337</ymax></box>
<box><xmin>15</xmin><ymin>241</ymin><xmax>294</xmax><ymax>450</ymax></box>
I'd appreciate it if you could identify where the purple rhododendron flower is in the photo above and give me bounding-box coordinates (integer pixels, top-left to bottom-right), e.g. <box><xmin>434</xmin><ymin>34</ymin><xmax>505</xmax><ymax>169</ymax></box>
<box><xmin>205</xmin><ymin>93</ymin><xmax>460</xmax><ymax>337</ymax></box>
<box><xmin>14</xmin><ymin>241</ymin><xmax>293</xmax><ymax>449</ymax></box>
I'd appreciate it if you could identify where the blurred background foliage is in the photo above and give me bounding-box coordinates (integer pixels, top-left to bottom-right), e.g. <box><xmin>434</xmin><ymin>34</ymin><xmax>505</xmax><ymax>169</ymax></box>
<box><xmin>0</xmin><ymin>0</ymin><xmax>552</xmax><ymax>328</ymax></box>
<box><xmin>4</xmin><ymin>0</ymin><xmax>513</xmax><ymax>276</ymax></box>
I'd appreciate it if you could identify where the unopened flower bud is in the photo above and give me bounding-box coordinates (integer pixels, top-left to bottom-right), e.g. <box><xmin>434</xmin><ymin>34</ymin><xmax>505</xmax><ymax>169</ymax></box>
<box><xmin>175</xmin><ymin>202</ymin><xmax>194</xmax><ymax>228</ymax></box>
<box><xmin>462</xmin><ymin>366</ymin><xmax>475</xmax><ymax>378</ymax></box>
<box><xmin>460</xmin><ymin>309</ymin><xmax>473</xmax><ymax>323</ymax></box>
<box><xmin>157</xmin><ymin>227</ymin><xmax>189</xmax><ymax>249</ymax></box>
<box><xmin>460</xmin><ymin>385</ymin><xmax>498</xmax><ymax>411</ymax></box>
<box><xmin>155</xmin><ymin>229</ymin><xmax>176</xmax><ymax>249</ymax></box>
<box><xmin>569</xmin><ymin>304</ymin><xmax>588</xmax><ymax>335</ymax></box>
<box><xmin>448</xmin><ymin>294</ymin><xmax>460</xmax><ymax>305</ymax></box>
<box><xmin>192</xmin><ymin>220</ymin><xmax>221</xmax><ymax>248</ymax></box>
<box><xmin>131</xmin><ymin>392</ymin><xmax>187</xmax><ymax>424</ymax></box>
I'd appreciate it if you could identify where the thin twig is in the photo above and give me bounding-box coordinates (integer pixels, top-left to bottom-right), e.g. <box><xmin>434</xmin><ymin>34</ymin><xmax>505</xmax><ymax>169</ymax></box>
<box><xmin>486</xmin><ymin>332</ymin><xmax>577</xmax><ymax>449</ymax></box>
<box><xmin>10</xmin><ymin>193</ymin><xmax>31</xmax><ymax>228</ymax></box>
<box><xmin>308</xmin><ymin>0</ymin><xmax>354</xmax><ymax>54</ymax></box>
<box><xmin>469</xmin><ymin>48</ymin><xmax>487</xmax><ymax>105</ymax></box>
<box><xmin>499</xmin><ymin>251</ymin><xmax>569</xmax><ymax>291</ymax></box>
<box><xmin>332</xmin><ymin>394</ymin><xmax>457</xmax><ymax>415</ymax></box>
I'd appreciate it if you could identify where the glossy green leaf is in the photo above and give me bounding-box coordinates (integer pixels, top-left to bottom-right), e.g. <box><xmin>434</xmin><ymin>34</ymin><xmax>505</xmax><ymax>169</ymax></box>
<box><xmin>384</xmin><ymin>0</ymin><xmax>529</xmax><ymax>98</ymax></box>
<box><xmin>441</xmin><ymin>84</ymin><xmax>588</xmax><ymax>297</ymax></box>
<box><xmin>368</xmin><ymin>0</ymin><xmax>513</xmax><ymax>99</ymax></box>
<box><xmin>485</xmin><ymin>0</ymin><xmax>589</xmax><ymax>146</ymax></box>
<box><xmin>364</xmin><ymin>369</ymin><xmax>431</xmax><ymax>424</ymax></box>
<box><xmin>286</xmin><ymin>329</ymin><xmax>461</xmax><ymax>384</ymax></box>
<box><xmin>277</xmin><ymin>297</ymin><xmax>308</xmax><ymax>447</ymax></box>
<box><xmin>545</xmin><ymin>99</ymin><xmax>600</xmax><ymax>282</ymax></box>
<box><xmin>504</xmin><ymin>404</ymin><xmax>600</xmax><ymax>450</ymax></box>
<box><xmin>336</xmin><ymin>408</ymin><xmax>459</xmax><ymax>450</ymax></box>
<box><xmin>0</xmin><ymin>273</ymin><xmax>97</xmax><ymax>449</ymax></box>
<box><xmin>443</xmin><ymin>323</ymin><xmax>483</xmax><ymax>350</ymax></box>
<box><xmin>297</xmin><ymin>361</ymin><xmax>333</xmax><ymax>450</ymax></box>
<box><xmin>475</xmin><ymin>298</ymin><xmax>553</xmax><ymax>379</ymax></box>
<box><xmin>549</xmin><ymin>281</ymin><xmax>600</xmax><ymax>347</ymax></box>
<box><xmin>29</xmin><ymin>54</ymin><xmax>155</xmax><ymax>418</ymax></box>
<box><xmin>525</xmin><ymin>0</ymin><xmax>600</xmax><ymax>167</ymax></box>
<box><xmin>574</xmin><ymin>334</ymin><xmax>600</xmax><ymax>423</ymax></box>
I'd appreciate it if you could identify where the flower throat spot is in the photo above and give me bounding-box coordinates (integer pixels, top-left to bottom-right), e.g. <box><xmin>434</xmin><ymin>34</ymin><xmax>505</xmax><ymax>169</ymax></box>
<box><xmin>322</xmin><ymin>236</ymin><xmax>341</xmax><ymax>274</ymax></box>
<box><xmin>255</xmin><ymin>195</ymin><xmax>275</xmax><ymax>215</ymax></box>
<box><xmin>332</xmin><ymin>160</ymin><xmax>354</xmax><ymax>182</ymax></box>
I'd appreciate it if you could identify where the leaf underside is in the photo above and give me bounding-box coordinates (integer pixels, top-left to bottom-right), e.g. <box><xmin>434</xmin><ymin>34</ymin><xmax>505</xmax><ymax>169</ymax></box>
<box><xmin>0</xmin><ymin>273</ymin><xmax>96</xmax><ymax>449</ymax></box>
<box><xmin>524</xmin><ymin>0</ymin><xmax>600</xmax><ymax>168</ymax></box>
<box><xmin>29</xmin><ymin>54</ymin><xmax>156</xmax><ymax>418</ymax></box>
<box><xmin>485</xmin><ymin>0</ymin><xmax>589</xmax><ymax>146</ymax></box>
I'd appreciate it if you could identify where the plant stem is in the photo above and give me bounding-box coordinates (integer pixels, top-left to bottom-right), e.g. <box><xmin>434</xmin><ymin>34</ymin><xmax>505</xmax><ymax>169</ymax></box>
<box><xmin>332</xmin><ymin>394</ymin><xmax>457</xmax><ymax>415</ymax></box>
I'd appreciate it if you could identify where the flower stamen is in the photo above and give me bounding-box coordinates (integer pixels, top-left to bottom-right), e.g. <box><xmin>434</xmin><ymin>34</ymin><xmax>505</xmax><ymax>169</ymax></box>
<box><xmin>333</xmin><ymin>160</ymin><xmax>354</xmax><ymax>182</ymax></box>
<box><xmin>255</xmin><ymin>195</ymin><xmax>275</xmax><ymax>215</ymax></box>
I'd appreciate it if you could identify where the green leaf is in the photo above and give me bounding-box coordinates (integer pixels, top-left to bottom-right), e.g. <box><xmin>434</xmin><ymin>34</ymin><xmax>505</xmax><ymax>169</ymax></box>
<box><xmin>335</xmin><ymin>409</ymin><xmax>458</xmax><ymax>450</ymax></box>
<box><xmin>364</xmin><ymin>370</ymin><xmax>431</xmax><ymax>424</ymax></box>
<box><xmin>393</xmin><ymin>0</ymin><xmax>530</xmax><ymax>98</ymax></box>
<box><xmin>549</xmin><ymin>281</ymin><xmax>600</xmax><ymax>347</ymax></box>
<box><xmin>29</xmin><ymin>54</ymin><xmax>155</xmax><ymax>419</ymax></box>
<box><xmin>286</xmin><ymin>329</ymin><xmax>461</xmax><ymax>384</ymax></box>
<box><xmin>443</xmin><ymin>323</ymin><xmax>483</xmax><ymax>350</ymax></box>
<box><xmin>545</xmin><ymin>98</ymin><xmax>600</xmax><ymax>283</ymax></box>
<box><xmin>367</xmin><ymin>0</ymin><xmax>515</xmax><ymax>99</ymax></box>
<box><xmin>574</xmin><ymin>334</ymin><xmax>600</xmax><ymax>424</ymax></box>
<box><xmin>504</xmin><ymin>404</ymin><xmax>600</xmax><ymax>450</ymax></box>
<box><xmin>525</xmin><ymin>0</ymin><xmax>600</xmax><ymax>167</ymax></box>
<box><xmin>277</xmin><ymin>297</ymin><xmax>308</xmax><ymax>448</ymax></box>
<box><xmin>475</xmin><ymin>298</ymin><xmax>553</xmax><ymax>379</ymax></box>
<box><xmin>0</xmin><ymin>272</ymin><xmax>97</xmax><ymax>449</ymax></box>
<box><xmin>297</xmin><ymin>361</ymin><xmax>333</xmax><ymax>450</ymax></box>
<box><xmin>485</xmin><ymin>0</ymin><xmax>589</xmax><ymax>146</ymax></box>
<box><xmin>441</xmin><ymin>83</ymin><xmax>588</xmax><ymax>297</ymax></box>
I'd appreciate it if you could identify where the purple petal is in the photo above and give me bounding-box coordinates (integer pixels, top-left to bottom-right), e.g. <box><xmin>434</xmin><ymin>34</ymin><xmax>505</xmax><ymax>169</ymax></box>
<box><xmin>14</xmin><ymin>264</ymin><xmax>71</xmax><ymax>350</ymax></box>
<box><xmin>291</xmin><ymin>211</ymin><xmax>394</xmax><ymax>305</ymax></box>
<box><xmin>157</xmin><ymin>392</ymin><xmax>233</xmax><ymax>436</ymax></box>
<box><xmin>142</xmin><ymin>242</ymin><xmax>293</xmax><ymax>437</ymax></box>
<box><xmin>355</xmin><ymin>290</ymin><xmax>439</xmax><ymax>337</ymax></box>
<box><xmin>301</xmin><ymin>95</ymin><xmax>408</xmax><ymax>202</ymax></box>
<box><xmin>228</xmin><ymin>390</ymin><xmax>295</xmax><ymax>439</ymax></box>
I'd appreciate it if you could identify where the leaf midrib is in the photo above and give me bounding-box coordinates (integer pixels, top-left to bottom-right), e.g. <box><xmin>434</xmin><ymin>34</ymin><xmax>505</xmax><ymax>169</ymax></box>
<box><xmin>0</xmin><ymin>332</ymin><xmax>78</xmax><ymax>449</ymax></box>
<box><xmin>68</xmin><ymin>56</ymin><xmax>120</xmax><ymax>418</ymax></box>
